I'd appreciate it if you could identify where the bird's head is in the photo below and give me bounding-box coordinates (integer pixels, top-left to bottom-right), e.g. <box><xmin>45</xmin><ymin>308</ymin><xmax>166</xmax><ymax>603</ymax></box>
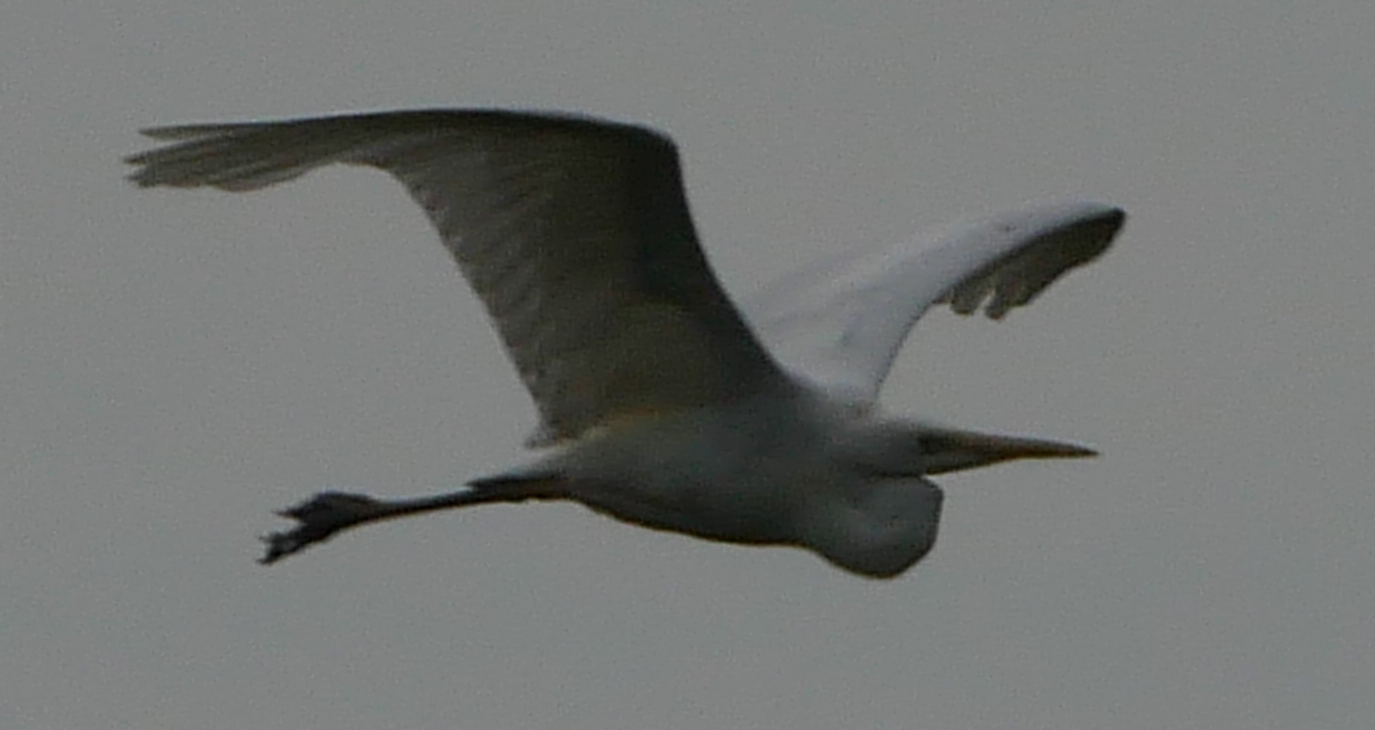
<box><xmin>798</xmin><ymin>418</ymin><xmax>1094</xmax><ymax>578</ymax></box>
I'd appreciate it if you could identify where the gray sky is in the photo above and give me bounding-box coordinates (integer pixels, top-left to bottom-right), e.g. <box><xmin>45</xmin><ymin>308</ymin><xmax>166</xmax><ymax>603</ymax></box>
<box><xmin>4</xmin><ymin>2</ymin><xmax>1373</xmax><ymax>728</ymax></box>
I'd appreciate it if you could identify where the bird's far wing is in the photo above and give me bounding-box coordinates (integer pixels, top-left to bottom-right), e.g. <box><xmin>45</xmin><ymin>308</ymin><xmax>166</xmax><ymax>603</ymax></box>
<box><xmin>127</xmin><ymin>110</ymin><xmax>783</xmax><ymax>445</ymax></box>
<box><xmin>744</xmin><ymin>202</ymin><xmax>1125</xmax><ymax>403</ymax></box>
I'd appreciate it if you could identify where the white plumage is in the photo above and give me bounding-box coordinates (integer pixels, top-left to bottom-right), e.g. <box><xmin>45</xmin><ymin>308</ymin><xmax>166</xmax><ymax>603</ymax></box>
<box><xmin>127</xmin><ymin>109</ymin><xmax>1123</xmax><ymax>577</ymax></box>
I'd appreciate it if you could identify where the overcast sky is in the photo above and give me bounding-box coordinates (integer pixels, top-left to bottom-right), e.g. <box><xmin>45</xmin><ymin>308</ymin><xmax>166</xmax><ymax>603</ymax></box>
<box><xmin>3</xmin><ymin>2</ymin><xmax>1373</xmax><ymax>728</ymax></box>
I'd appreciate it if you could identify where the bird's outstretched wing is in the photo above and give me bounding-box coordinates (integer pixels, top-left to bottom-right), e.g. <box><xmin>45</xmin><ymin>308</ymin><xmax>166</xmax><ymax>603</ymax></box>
<box><xmin>127</xmin><ymin>110</ymin><xmax>783</xmax><ymax>445</ymax></box>
<box><xmin>745</xmin><ymin>202</ymin><xmax>1125</xmax><ymax>403</ymax></box>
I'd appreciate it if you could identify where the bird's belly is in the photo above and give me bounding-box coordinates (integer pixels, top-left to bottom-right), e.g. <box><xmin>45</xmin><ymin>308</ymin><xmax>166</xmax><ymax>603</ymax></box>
<box><xmin>560</xmin><ymin>402</ymin><xmax>828</xmax><ymax>545</ymax></box>
<box><xmin>574</xmin><ymin>472</ymin><xmax>797</xmax><ymax>545</ymax></box>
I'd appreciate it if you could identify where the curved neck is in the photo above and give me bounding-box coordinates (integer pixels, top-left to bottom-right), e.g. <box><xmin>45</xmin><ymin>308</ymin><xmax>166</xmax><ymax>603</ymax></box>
<box><xmin>802</xmin><ymin>479</ymin><xmax>943</xmax><ymax>579</ymax></box>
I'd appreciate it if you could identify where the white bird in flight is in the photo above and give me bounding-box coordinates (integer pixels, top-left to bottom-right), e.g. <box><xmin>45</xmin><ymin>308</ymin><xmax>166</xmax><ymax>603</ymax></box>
<box><xmin>126</xmin><ymin>109</ymin><xmax>1124</xmax><ymax>578</ymax></box>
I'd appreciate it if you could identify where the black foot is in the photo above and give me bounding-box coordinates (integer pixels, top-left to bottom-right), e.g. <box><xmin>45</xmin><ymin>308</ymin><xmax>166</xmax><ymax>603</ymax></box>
<box><xmin>259</xmin><ymin>491</ymin><xmax>382</xmax><ymax>564</ymax></box>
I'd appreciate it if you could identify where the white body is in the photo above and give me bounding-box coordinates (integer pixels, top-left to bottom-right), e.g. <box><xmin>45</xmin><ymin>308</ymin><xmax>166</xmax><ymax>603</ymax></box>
<box><xmin>509</xmin><ymin>383</ymin><xmax>940</xmax><ymax>576</ymax></box>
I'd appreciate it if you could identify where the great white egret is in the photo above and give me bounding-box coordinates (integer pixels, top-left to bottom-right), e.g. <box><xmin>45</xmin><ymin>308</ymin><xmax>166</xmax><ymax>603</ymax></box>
<box><xmin>126</xmin><ymin>109</ymin><xmax>1124</xmax><ymax>577</ymax></box>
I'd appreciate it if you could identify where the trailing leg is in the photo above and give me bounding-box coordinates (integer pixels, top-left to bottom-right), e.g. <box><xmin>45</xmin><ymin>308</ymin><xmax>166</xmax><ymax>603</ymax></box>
<box><xmin>260</xmin><ymin>477</ymin><xmax>567</xmax><ymax>564</ymax></box>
